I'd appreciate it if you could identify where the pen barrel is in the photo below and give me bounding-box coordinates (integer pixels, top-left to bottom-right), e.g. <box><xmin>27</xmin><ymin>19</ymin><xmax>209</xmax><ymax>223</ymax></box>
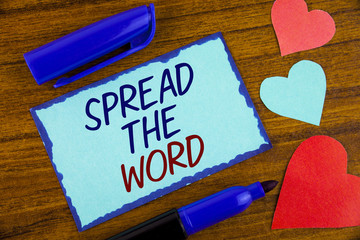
<box><xmin>178</xmin><ymin>182</ymin><xmax>265</xmax><ymax>236</ymax></box>
<box><xmin>107</xmin><ymin>209</ymin><xmax>187</xmax><ymax>240</ymax></box>
<box><xmin>24</xmin><ymin>5</ymin><xmax>151</xmax><ymax>85</ymax></box>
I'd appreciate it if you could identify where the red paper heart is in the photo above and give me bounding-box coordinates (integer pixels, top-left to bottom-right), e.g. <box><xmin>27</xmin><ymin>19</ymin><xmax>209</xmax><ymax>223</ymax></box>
<box><xmin>271</xmin><ymin>0</ymin><xmax>336</xmax><ymax>56</ymax></box>
<box><xmin>272</xmin><ymin>136</ymin><xmax>360</xmax><ymax>229</ymax></box>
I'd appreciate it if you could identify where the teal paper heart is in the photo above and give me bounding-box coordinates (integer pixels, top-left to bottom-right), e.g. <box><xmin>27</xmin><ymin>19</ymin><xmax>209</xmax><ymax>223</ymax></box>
<box><xmin>260</xmin><ymin>60</ymin><xmax>326</xmax><ymax>125</ymax></box>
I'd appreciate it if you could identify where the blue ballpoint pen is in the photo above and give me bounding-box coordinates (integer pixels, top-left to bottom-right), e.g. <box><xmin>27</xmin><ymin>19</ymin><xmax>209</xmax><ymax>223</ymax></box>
<box><xmin>107</xmin><ymin>180</ymin><xmax>278</xmax><ymax>240</ymax></box>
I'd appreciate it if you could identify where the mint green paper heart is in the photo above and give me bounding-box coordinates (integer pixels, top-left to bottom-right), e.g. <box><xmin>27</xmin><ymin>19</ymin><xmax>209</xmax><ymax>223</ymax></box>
<box><xmin>260</xmin><ymin>60</ymin><xmax>326</xmax><ymax>126</ymax></box>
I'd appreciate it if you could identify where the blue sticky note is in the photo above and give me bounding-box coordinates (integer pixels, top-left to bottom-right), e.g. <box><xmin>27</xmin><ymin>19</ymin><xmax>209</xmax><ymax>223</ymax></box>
<box><xmin>260</xmin><ymin>60</ymin><xmax>326</xmax><ymax>126</ymax></box>
<box><xmin>31</xmin><ymin>32</ymin><xmax>271</xmax><ymax>231</ymax></box>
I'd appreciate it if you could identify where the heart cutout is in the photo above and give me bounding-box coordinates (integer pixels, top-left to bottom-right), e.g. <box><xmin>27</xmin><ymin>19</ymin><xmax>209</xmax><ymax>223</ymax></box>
<box><xmin>272</xmin><ymin>136</ymin><xmax>360</xmax><ymax>229</ymax></box>
<box><xmin>271</xmin><ymin>0</ymin><xmax>336</xmax><ymax>56</ymax></box>
<box><xmin>260</xmin><ymin>60</ymin><xmax>326</xmax><ymax>126</ymax></box>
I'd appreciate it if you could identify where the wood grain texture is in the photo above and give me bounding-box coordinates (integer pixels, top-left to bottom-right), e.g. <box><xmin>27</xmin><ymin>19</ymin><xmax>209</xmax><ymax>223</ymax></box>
<box><xmin>1</xmin><ymin>0</ymin><xmax>359</xmax><ymax>239</ymax></box>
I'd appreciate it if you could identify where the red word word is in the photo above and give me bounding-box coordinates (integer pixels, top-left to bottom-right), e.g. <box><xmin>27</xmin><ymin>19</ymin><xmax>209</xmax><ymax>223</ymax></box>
<box><xmin>121</xmin><ymin>135</ymin><xmax>204</xmax><ymax>192</ymax></box>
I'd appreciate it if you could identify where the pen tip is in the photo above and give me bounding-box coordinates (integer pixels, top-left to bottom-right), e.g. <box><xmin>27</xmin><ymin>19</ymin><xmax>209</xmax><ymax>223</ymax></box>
<box><xmin>261</xmin><ymin>180</ymin><xmax>279</xmax><ymax>193</ymax></box>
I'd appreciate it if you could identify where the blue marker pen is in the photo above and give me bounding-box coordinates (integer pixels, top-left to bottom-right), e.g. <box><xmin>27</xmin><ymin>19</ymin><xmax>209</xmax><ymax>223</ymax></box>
<box><xmin>107</xmin><ymin>180</ymin><xmax>278</xmax><ymax>240</ymax></box>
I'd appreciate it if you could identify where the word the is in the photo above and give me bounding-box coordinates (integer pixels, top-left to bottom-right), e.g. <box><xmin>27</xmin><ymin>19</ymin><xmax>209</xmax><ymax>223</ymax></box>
<box><xmin>121</xmin><ymin>134</ymin><xmax>204</xmax><ymax>192</ymax></box>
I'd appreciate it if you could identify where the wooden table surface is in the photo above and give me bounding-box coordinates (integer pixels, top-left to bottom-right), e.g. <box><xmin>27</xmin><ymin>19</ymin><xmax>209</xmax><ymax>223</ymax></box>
<box><xmin>1</xmin><ymin>0</ymin><xmax>360</xmax><ymax>239</ymax></box>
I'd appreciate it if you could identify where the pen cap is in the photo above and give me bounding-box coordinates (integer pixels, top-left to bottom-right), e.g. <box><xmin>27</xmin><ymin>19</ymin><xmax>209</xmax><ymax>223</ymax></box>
<box><xmin>24</xmin><ymin>4</ymin><xmax>155</xmax><ymax>86</ymax></box>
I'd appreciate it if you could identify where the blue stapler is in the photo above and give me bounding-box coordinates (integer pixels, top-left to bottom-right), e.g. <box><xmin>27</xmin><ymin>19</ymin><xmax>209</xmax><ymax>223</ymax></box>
<box><xmin>24</xmin><ymin>3</ymin><xmax>156</xmax><ymax>88</ymax></box>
